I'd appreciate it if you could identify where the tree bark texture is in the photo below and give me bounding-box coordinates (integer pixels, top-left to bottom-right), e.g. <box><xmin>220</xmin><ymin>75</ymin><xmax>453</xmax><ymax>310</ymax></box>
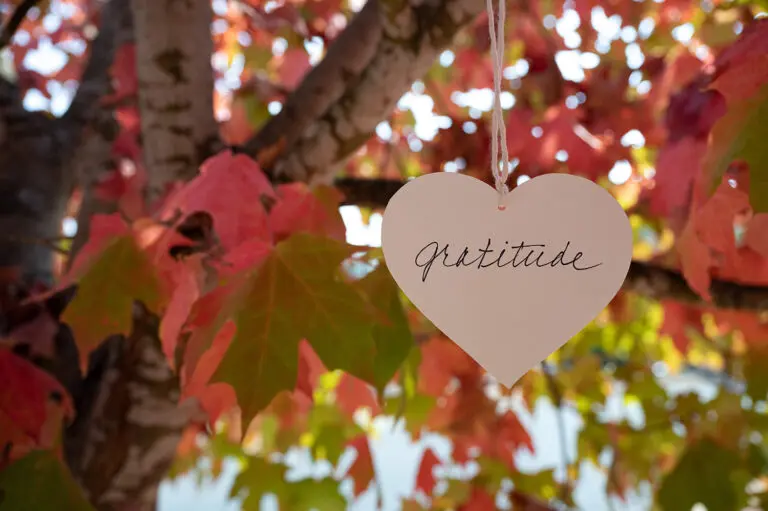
<box><xmin>246</xmin><ymin>0</ymin><xmax>486</xmax><ymax>184</ymax></box>
<box><xmin>131</xmin><ymin>0</ymin><xmax>221</xmax><ymax>201</ymax></box>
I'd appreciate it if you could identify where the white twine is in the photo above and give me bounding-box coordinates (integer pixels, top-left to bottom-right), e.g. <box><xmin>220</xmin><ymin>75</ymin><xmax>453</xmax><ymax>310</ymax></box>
<box><xmin>485</xmin><ymin>0</ymin><xmax>510</xmax><ymax>208</ymax></box>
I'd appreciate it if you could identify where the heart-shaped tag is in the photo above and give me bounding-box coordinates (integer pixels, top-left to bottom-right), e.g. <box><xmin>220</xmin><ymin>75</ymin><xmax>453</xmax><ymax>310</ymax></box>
<box><xmin>381</xmin><ymin>172</ymin><xmax>632</xmax><ymax>387</ymax></box>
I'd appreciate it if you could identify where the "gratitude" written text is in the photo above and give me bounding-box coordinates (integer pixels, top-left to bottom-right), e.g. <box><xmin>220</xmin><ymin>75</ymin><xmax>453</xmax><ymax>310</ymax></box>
<box><xmin>414</xmin><ymin>239</ymin><xmax>602</xmax><ymax>283</ymax></box>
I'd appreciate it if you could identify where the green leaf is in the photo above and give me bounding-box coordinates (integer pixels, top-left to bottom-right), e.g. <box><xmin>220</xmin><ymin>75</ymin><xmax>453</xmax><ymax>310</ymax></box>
<box><xmin>744</xmin><ymin>346</ymin><xmax>768</xmax><ymax>401</ymax></box>
<box><xmin>306</xmin><ymin>403</ymin><xmax>361</xmax><ymax>464</ymax></box>
<box><xmin>0</xmin><ymin>450</ymin><xmax>95</xmax><ymax>511</ymax></box>
<box><xmin>212</xmin><ymin>233</ymin><xmax>381</xmax><ymax>428</ymax></box>
<box><xmin>231</xmin><ymin>457</ymin><xmax>288</xmax><ymax>510</ymax></box>
<box><xmin>62</xmin><ymin>235</ymin><xmax>163</xmax><ymax>359</ymax></box>
<box><xmin>510</xmin><ymin>468</ymin><xmax>558</xmax><ymax>501</ymax></box>
<box><xmin>355</xmin><ymin>263</ymin><xmax>414</xmax><ymax>392</ymax></box>
<box><xmin>657</xmin><ymin>438</ymin><xmax>742</xmax><ymax>511</ymax></box>
<box><xmin>286</xmin><ymin>478</ymin><xmax>346</xmax><ymax>510</ymax></box>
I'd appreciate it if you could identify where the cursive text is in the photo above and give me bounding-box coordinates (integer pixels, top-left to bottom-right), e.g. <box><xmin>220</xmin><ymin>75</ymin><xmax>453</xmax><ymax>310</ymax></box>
<box><xmin>414</xmin><ymin>239</ymin><xmax>602</xmax><ymax>283</ymax></box>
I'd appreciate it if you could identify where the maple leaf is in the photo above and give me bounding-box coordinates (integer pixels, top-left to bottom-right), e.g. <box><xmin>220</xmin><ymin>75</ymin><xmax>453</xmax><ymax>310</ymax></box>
<box><xmin>659</xmin><ymin>300</ymin><xmax>703</xmax><ymax>353</ymax></box>
<box><xmin>678</xmin><ymin>178</ymin><xmax>750</xmax><ymax>299</ymax></box>
<box><xmin>354</xmin><ymin>263</ymin><xmax>414</xmax><ymax>392</ymax></box>
<box><xmin>294</xmin><ymin>339</ymin><xmax>328</xmax><ymax>398</ymax></box>
<box><xmin>701</xmin><ymin>20</ymin><xmax>768</xmax><ymax>212</ymax></box>
<box><xmin>221</xmin><ymin>97</ymin><xmax>255</xmax><ymax>145</ymax></box>
<box><xmin>0</xmin><ymin>450</ymin><xmax>94</xmax><ymax>511</ymax></box>
<box><xmin>277</xmin><ymin>48</ymin><xmax>312</xmax><ymax>89</ymax></box>
<box><xmin>0</xmin><ymin>349</ymin><xmax>73</xmax><ymax>467</ymax></box>
<box><xmin>61</xmin><ymin>234</ymin><xmax>165</xmax><ymax>364</ymax></box>
<box><xmin>418</xmin><ymin>336</ymin><xmax>481</xmax><ymax>396</ymax></box>
<box><xmin>345</xmin><ymin>434</ymin><xmax>375</xmax><ymax>496</ymax></box>
<box><xmin>234</xmin><ymin>454</ymin><xmax>346</xmax><ymax>511</ymax></box>
<box><xmin>210</xmin><ymin>233</ymin><xmax>381</xmax><ymax>429</ymax></box>
<box><xmin>334</xmin><ymin>373</ymin><xmax>381</xmax><ymax>419</ymax></box>
<box><xmin>158</xmin><ymin>151</ymin><xmax>276</xmax><ymax>249</ymax></box>
<box><xmin>658</xmin><ymin>437</ymin><xmax>742</xmax><ymax>511</ymax></box>
<box><xmin>744</xmin><ymin>345</ymin><xmax>768</xmax><ymax>401</ymax></box>
<box><xmin>647</xmin><ymin>137</ymin><xmax>707</xmax><ymax>224</ymax></box>
<box><xmin>64</xmin><ymin>213</ymin><xmax>132</xmax><ymax>280</ymax></box>
<box><xmin>181</xmin><ymin>321</ymin><xmax>237</xmax><ymax>424</ymax></box>
<box><xmin>744</xmin><ymin>213</ymin><xmax>768</xmax><ymax>258</ymax></box>
<box><xmin>458</xmin><ymin>487</ymin><xmax>496</xmax><ymax>511</ymax></box>
<box><xmin>269</xmin><ymin>183</ymin><xmax>347</xmax><ymax>242</ymax></box>
<box><xmin>230</xmin><ymin>456</ymin><xmax>289</xmax><ymax>510</ymax></box>
<box><xmin>415</xmin><ymin>447</ymin><xmax>441</xmax><ymax>495</ymax></box>
<box><xmin>158</xmin><ymin>262</ymin><xmax>200</xmax><ymax>363</ymax></box>
<box><xmin>496</xmin><ymin>410</ymin><xmax>534</xmax><ymax>460</ymax></box>
<box><xmin>93</xmin><ymin>165</ymin><xmax>148</xmax><ymax>221</ymax></box>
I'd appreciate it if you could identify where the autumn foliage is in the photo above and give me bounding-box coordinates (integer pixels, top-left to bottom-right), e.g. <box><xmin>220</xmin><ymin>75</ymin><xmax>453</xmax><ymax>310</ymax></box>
<box><xmin>6</xmin><ymin>0</ymin><xmax>768</xmax><ymax>510</ymax></box>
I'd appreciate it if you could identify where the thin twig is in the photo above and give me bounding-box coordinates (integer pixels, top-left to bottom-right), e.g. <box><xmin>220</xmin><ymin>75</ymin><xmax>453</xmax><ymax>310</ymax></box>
<box><xmin>0</xmin><ymin>234</ymin><xmax>71</xmax><ymax>255</ymax></box>
<box><xmin>540</xmin><ymin>362</ymin><xmax>573</xmax><ymax>506</ymax></box>
<box><xmin>0</xmin><ymin>0</ymin><xmax>40</xmax><ymax>49</ymax></box>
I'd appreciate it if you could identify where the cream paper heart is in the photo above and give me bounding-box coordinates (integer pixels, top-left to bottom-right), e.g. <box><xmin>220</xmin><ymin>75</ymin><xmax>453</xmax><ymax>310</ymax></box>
<box><xmin>381</xmin><ymin>172</ymin><xmax>633</xmax><ymax>387</ymax></box>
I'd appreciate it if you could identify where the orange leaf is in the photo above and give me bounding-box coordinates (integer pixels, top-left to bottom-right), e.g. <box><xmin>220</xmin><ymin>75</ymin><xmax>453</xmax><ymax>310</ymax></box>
<box><xmin>346</xmin><ymin>435</ymin><xmax>375</xmax><ymax>496</ymax></box>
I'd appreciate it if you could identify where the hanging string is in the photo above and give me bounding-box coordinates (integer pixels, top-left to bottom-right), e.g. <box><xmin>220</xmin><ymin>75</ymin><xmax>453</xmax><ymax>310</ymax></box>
<box><xmin>485</xmin><ymin>0</ymin><xmax>510</xmax><ymax>209</ymax></box>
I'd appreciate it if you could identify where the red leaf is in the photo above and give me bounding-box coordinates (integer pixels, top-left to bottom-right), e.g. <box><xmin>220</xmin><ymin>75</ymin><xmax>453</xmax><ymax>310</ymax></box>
<box><xmin>659</xmin><ymin>301</ymin><xmax>703</xmax><ymax>353</ymax></box>
<box><xmin>418</xmin><ymin>336</ymin><xmax>481</xmax><ymax>395</ymax></box>
<box><xmin>221</xmin><ymin>98</ymin><xmax>254</xmax><ymax>145</ymax></box>
<box><xmin>182</xmin><ymin>321</ymin><xmax>238</xmax><ymax>424</ymax></box>
<box><xmin>93</xmin><ymin>164</ymin><xmax>147</xmax><ymax>220</ymax></box>
<box><xmin>159</xmin><ymin>263</ymin><xmax>200</xmax><ymax>362</ymax></box>
<box><xmin>102</xmin><ymin>43</ymin><xmax>137</xmax><ymax>104</ymax></box>
<box><xmin>451</xmin><ymin>437</ymin><xmax>474</xmax><ymax>464</ymax></box>
<box><xmin>458</xmin><ymin>487</ymin><xmax>496</xmax><ymax>511</ymax></box>
<box><xmin>497</xmin><ymin>411</ymin><xmax>534</xmax><ymax>454</ymax></box>
<box><xmin>0</xmin><ymin>349</ymin><xmax>73</xmax><ymax>467</ymax></box>
<box><xmin>158</xmin><ymin>151</ymin><xmax>276</xmax><ymax>250</ymax></box>
<box><xmin>335</xmin><ymin>373</ymin><xmax>381</xmax><ymax>419</ymax></box>
<box><xmin>678</xmin><ymin>178</ymin><xmax>750</xmax><ymax>299</ymax></box>
<box><xmin>710</xmin><ymin>19</ymin><xmax>768</xmax><ymax>102</ymax></box>
<box><xmin>647</xmin><ymin>138</ymin><xmax>706</xmax><ymax>226</ymax></box>
<box><xmin>537</xmin><ymin>106</ymin><xmax>616</xmax><ymax>180</ymax></box>
<box><xmin>745</xmin><ymin>213</ymin><xmax>768</xmax><ymax>258</ymax></box>
<box><xmin>345</xmin><ymin>435</ymin><xmax>375</xmax><ymax>496</ymax></box>
<box><xmin>278</xmin><ymin>48</ymin><xmax>311</xmax><ymax>89</ymax></box>
<box><xmin>269</xmin><ymin>183</ymin><xmax>346</xmax><ymax>242</ymax></box>
<box><xmin>294</xmin><ymin>340</ymin><xmax>327</xmax><ymax>398</ymax></box>
<box><xmin>415</xmin><ymin>448</ymin><xmax>441</xmax><ymax>495</ymax></box>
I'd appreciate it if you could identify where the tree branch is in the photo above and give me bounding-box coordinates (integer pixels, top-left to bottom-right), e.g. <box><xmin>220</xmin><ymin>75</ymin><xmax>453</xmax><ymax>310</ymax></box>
<box><xmin>61</xmin><ymin>0</ymin><xmax>133</xmax><ymax>147</ymax></box>
<box><xmin>63</xmin><ymin>0</ymin><xmax>134</xmax><ymax>262</ymax></box>
<box><xmin>620</xmin><ymin>260</ymin><xmax>768</xmax><ymax>310</ymax></box>
<box><xmin>246</xmin><ymin>0</ymin><xmax>485</xmax><ymax>184</ymax></box>
<box><xmin>0</xmin><ymin>0</ymin><xmax>39</xmax><ymax>49</ymax></box>
<box><xmin>332</xmin><ymin>176</ymin><xmax>768</xmax><ymax>311</ymax></box>
<box><xmin>244</xmin><ymin>0</ymin><xmax>382</xmax><ymax>158</ymax></box>
<box><xmin>130</xmin><ymin>0</ymin><xmax>222</xmax><ymax>201</ymax></box>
